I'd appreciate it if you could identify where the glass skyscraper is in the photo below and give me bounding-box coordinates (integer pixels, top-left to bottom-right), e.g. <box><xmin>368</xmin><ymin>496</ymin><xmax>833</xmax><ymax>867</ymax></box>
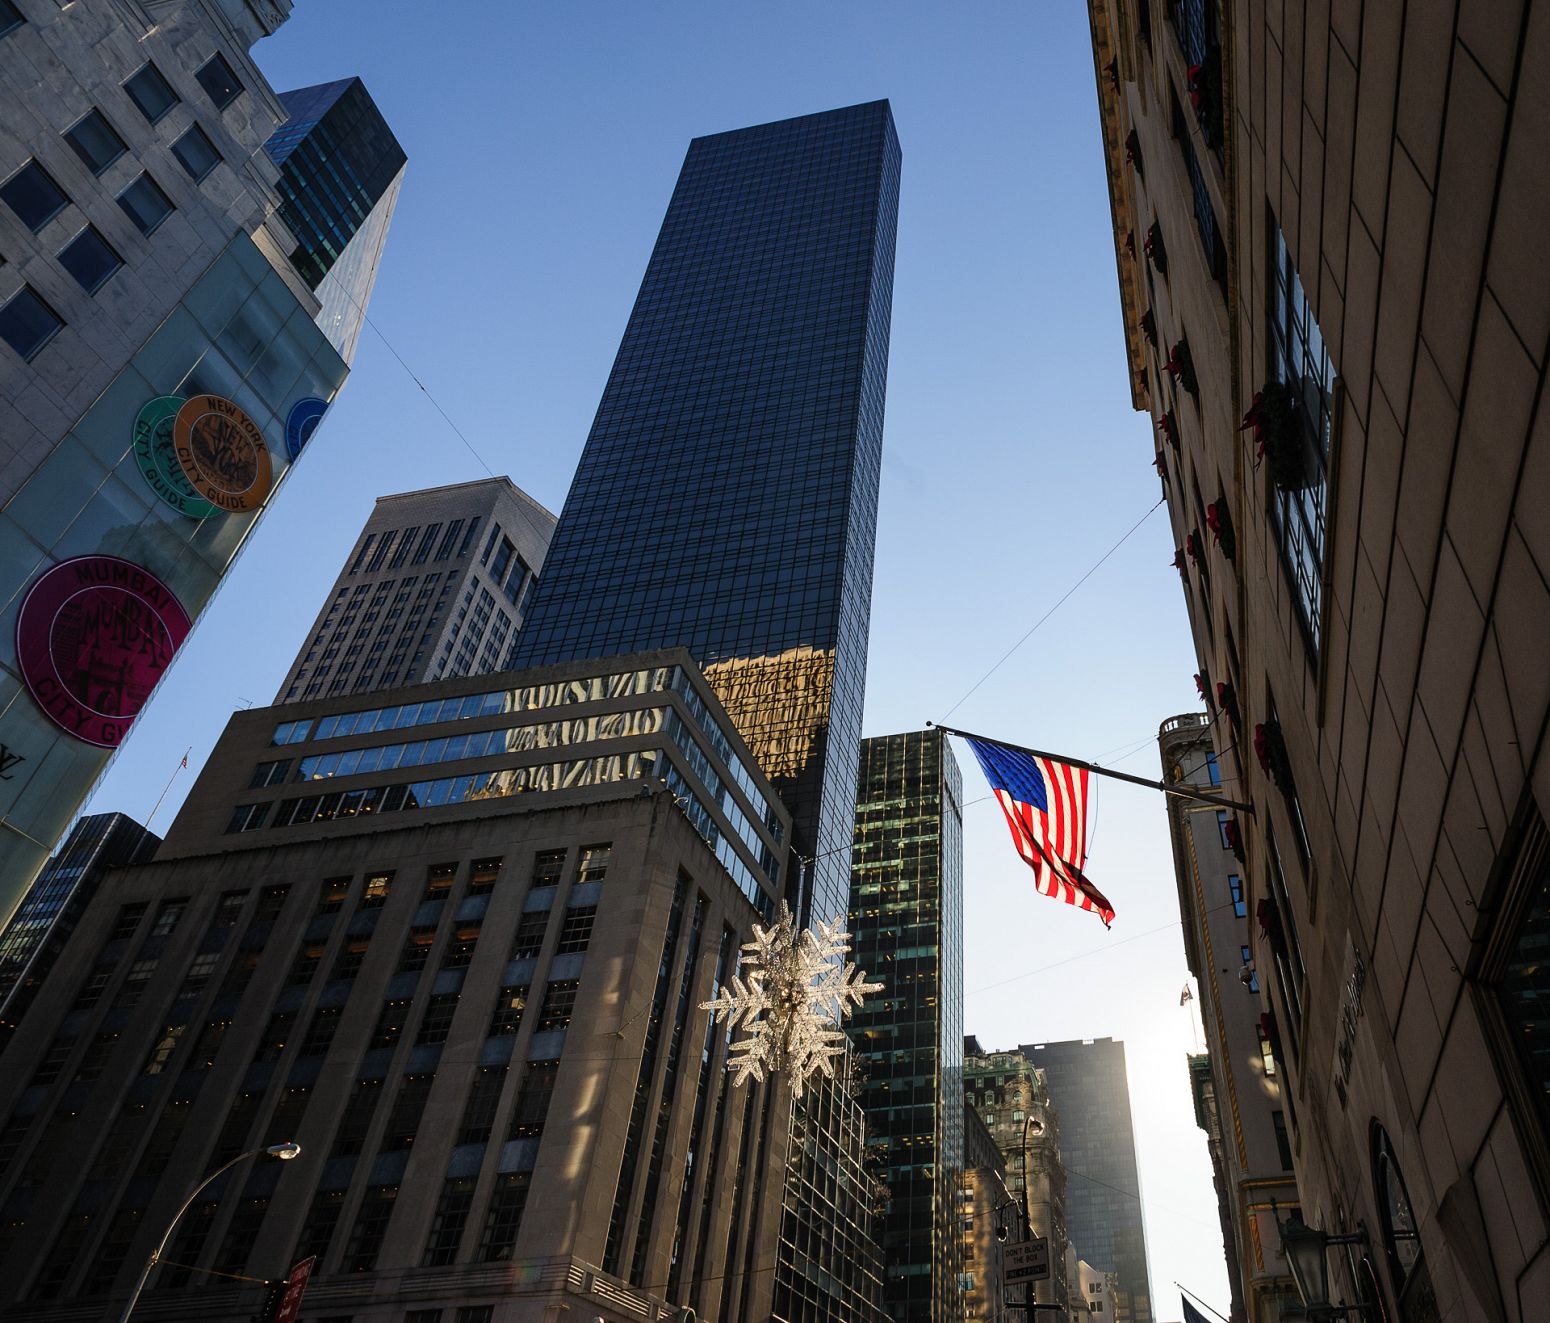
<box><xmin>1020</xmin><ymin>1038</ymin><xmax>1153</xmax><ymax>1323</ymax></box>
<box><xmin>849</xmin><ymin>729</ymin><xmax>965</xmax><ymax>1323</ymax></box>
<box><xmin>265</xmin><ymin>77</ymin><xmax>407</xmax><ymax>363</ymax></box>
<box><xmin>511</xmin><ymin>100</ymin><xmax>901</xmax><ymax>929</ymax></box>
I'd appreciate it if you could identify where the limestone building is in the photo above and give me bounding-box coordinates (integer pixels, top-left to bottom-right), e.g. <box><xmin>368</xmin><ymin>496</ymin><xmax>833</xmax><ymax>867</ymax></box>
<box><xmin>962</xmin><ymin>1098</ymin><xmax>1010</xmax><ymax>1323</ymax></box>
<box><xmin>0</xmin><ymin>650</ymin><xmax>801</xmax><ymax>1322</ymax></box>
<box><xmin>1161</xmin><ymin>712</ymin><xmax>1298</xmax><ymax>1323</ymax></box>
<box><xmin>1088</xmin><ymin>1</ymin><xmax>1550</xmax><ymax>1318</ymax></box>
<box><xmin>274</xmin><ymin>478</ymin><xmax>556</xmax><ymax>703</ymax></box>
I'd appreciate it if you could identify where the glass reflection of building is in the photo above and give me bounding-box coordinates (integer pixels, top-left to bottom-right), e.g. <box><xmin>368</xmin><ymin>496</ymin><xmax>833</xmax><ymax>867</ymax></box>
<box><xmin>849</xmin><ymin>729</ymin><xmax>965</xmax><ymax>1323</ymax></box>
<box><xmin>510</xmin><ymin>100</ymin><xmax>902</xmax><ymax>931</ymax></box>
<box><xmin>0</xmin><ymin>812</ymin><xmax>159</xmax><ymax>1045</ymax></box>
<box><xmin>264</xmin><ymin>78</ymin><xmax>407</xmax><ymax>364</ymax></box>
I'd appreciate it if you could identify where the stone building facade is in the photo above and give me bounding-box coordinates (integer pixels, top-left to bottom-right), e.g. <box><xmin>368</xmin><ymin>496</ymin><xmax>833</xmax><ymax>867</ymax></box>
<box><xmin>962</xmin><ymin>1099</ymin><xmax>1009</xmax><ymax>1323</ymax></box>
<box><xmin>1088</xmin><ymin>1</ymin><xmax>1550</xmax><ymax>1318</ymax></box>
<box><xmin>0</xmin><ymin>650</ymin><xmax>801</xmax><ymax>1322</ymax></box>
<box><xmin>1161</xmin><ymin>712</ymin><xmax>1298</xmax><ymax>1323</ymax></box>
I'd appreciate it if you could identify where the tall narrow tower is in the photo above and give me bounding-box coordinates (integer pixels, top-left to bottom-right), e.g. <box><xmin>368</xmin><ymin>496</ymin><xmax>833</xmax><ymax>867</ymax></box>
<box><xmin>511</xmin><ymin>100</ymin><xmax>901</xmax><ymax>927</ymax></box>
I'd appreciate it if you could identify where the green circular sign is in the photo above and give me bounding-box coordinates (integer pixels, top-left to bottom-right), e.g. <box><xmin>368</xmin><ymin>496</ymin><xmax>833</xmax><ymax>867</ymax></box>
<box><xmin>132</xmin><ymin>395</ymin><xmax>222</xmax><ymax>520</ymax></box>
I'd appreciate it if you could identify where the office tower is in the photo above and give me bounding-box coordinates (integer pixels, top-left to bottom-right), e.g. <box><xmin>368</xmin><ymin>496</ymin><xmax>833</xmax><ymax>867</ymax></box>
<box><xmin>274</xmin><ymin>478</ymin><xmax>555</xmax><ymax>702</ymax></box>
<box><xmin>962</xmin><ymin>1098</ymin><xmax>1010</xmax><ymax>1323</ymax></box>
<box><xmin>263</xmin><ymin>77</ymin><xmax>407</xmax><ymax>363</ymax></box>
<box><xmin>0</xmin><ymin>812</ymin><xmax>159</xmax><ymax>1041</ymax></box>
<box><xmin>0</xmin><ymin>649</ymin><xmax>805</xmax><ymax>1322</ymax></box>
<box><xmin>849</xmin><ymin>728</ymin><xmax>965</xmax><ymax>1323</ymax></box>
<box><xmin>1160</xmin><ymin>714</ymin><xmax>1297</xmax><ymax>1323</ymax></box>
<box><xmin>1089</xmin><ymin>1</ymin><xmax>1550</xmax><ymax>1316</ymax></box>
<box><xmin>511</xmin><ymin>100</ymin><xmax>902</xmax><ymax>930</ymax></box>
<box><xmin>965</xmin><ymin>1044</ymin><xmax>1071</xmax><ymax>1315</ymax></box>
<box><xmin>0</xmin><ymin>2</ymin><xmax>404</xmax><ymax>912</ymax></box>
<box><xmin>1020</xmin><ymin>1040</ymin><xmax>1149</xmax><ymax>1323</ymax></box>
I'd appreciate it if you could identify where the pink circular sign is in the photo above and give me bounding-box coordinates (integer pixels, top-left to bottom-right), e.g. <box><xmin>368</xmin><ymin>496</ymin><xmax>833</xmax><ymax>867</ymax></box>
<box><xmin>15</xmin><ymin>555</ymin><xmax>191</xmax><ymax>748</ymax></box>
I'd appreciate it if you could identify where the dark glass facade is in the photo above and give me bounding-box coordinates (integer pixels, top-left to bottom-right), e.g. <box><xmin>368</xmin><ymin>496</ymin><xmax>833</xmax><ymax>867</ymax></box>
<box><xmin>849</xmin><ymin>730</ymin><xmax>965</xmax><ymax>1323</ymax></box>
<box><xmin>264</xmin><ymin>77</ymin><xmax>406</xmax><ymax>290</ymax></box>
<box><xmin>0</xmin><ymin>813</ymin><xmax>159</xmax><ymax>1042</ymax></box>
<box><xmin>1020</xmin><ymin>1038</ymin><xmax>1153</xmax><ymax>1323</ymax></box>
<box><xmin>511</xmin><ymin>101</ymin><xmax>901</xmax><ymax>929</ymax></box>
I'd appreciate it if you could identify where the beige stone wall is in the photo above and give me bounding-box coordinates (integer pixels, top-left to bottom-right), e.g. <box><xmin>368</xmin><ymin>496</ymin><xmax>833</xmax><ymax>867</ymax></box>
<box><xmin>1092</xmin><ymin>1</ymin><xmax>1550</xmax><ymax>1319</ymax></box>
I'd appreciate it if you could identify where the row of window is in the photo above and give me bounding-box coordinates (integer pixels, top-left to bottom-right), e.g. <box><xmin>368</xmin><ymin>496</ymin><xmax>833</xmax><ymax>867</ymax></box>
<box><xmin>0</xmin><ymin>51</ymin><xmax>240</xmax><ymax>360</ymax></box>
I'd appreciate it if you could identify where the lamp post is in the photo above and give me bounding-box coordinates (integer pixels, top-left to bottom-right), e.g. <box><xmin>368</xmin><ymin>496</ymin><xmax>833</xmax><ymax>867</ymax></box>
<box><xmin>1020</xmin><ymin>1112</ymin><xmax>1055</xmax><ymax>1316</ymax></box>
<box><xmin>117</xmin><ymin>1140</ymin><xmax>301</xmax><ymax>1323</ymax></box>
<box><xmin>1274</xmin><ymin>1207</ymin><xmax>1370</xmax><ymax>1322</ymax></box>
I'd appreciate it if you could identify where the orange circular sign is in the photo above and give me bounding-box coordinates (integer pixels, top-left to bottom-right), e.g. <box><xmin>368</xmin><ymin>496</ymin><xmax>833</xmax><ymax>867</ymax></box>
<box><xmin>173</xmin><ymin>394</ymin><xmax>273</xmax><ymax>513</ymax></box>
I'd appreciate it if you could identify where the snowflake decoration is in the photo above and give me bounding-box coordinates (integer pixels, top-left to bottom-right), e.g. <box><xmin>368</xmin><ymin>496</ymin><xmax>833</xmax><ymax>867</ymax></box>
<box><xmin>700</xmin><ymin>902</ymin><xmax>882</xmax><ymax>1097</ymax></box>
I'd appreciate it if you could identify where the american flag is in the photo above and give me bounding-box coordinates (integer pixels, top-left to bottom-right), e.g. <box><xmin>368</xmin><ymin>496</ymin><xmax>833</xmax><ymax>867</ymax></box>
<box><xmin>963</xmin><ymin>736</ymin><xmax>1115</xmax><ymax>927</ymax></box>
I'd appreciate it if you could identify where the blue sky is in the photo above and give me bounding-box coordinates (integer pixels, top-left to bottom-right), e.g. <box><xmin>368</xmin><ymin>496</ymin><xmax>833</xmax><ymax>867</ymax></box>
<box><xmin>87</xmin><ymin>2</ymin><xmax>1227</xmax><ymax>1312</ymax></box>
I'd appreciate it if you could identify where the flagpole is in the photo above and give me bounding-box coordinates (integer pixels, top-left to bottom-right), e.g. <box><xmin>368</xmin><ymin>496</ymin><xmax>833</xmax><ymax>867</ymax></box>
<box><xmin>928</xmin><ymin>723</ymin><xmax>1256</xmax><ymax>814</ymax></box>
<box><xmin>145</xmin><ymin>748</ymin><xmax>191</xmax><ymax>832</ymax></box>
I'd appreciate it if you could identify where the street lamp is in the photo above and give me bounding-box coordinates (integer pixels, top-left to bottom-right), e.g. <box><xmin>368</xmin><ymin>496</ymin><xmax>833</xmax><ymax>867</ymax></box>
<box><xmin>1274</xmin><ymin>1208</ymin><xmax>1369</xmax><ymax>1322</ymax></box>
<box><xmin>117</xmin><ymin>1140</ymin><xmax>301</xmax><ymax>1323</ymax></box>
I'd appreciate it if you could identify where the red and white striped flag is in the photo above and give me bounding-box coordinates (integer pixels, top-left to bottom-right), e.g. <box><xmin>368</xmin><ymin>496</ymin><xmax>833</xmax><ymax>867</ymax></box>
<box><xmin>964</xmin><ymin>736</ymin><xmax>1114</xmax><ymax>927</ymax></box>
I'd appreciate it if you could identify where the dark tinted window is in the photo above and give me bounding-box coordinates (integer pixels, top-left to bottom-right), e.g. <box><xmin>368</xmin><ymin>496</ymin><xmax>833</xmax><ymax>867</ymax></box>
<box><xmin>0</xmin><ymin>0</ymin><xmax>22</xmax><ymax>37</ymax></box>
<box><xmin>0</xmin><ymin>286</ymin><xmax>63</xmax><ymax>361</ymax></box>
<box><xmin>171</xmin><ymin>124</ymin><xmax>221</xmax><ymax>181</ymax></box>
<box><xmin>64</xmin><ymin>110</ymin><xmax>127</xmax><ymax>175</ymax></box>
<box><xmin>124</xmin><ymin>63</ymin><xmax>178</xmax><ymax>123</ymax></box>
<box><xmin>0</xmin><ymin>160</ymin><xmax>68</xmax><ymax>232</ymax></box>
<box><xmin>117</xmin><ymin>173</ymin><xmax>173</xmax><ymax>235</ymax></box>
<box><xmin>58</xmin><ymin>227</ymin><xmax>122</xmax><ymax>294</ymax></box>
<box><xmin>195</xmin><ymin>52</ymin><xmax>243</xmax><ymax>109</ymax></box>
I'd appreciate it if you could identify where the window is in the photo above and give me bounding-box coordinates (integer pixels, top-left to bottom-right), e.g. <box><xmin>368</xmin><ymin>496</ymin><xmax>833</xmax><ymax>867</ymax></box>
<box><xmin>143</xmin><ymin>1022</ymin><xmax>185</xmax><ymax>1074</ymax></box>
<box><xmin>180</xmin><ymin>949</ymin><xmax>221</xmax><ymax>993</ymax></box>
<box><xmin>467</xmin><ymin>857</ymin><xmax>502</xmax><ymax>895</ymax></box>
<box><xmin>422</xmin><ymin>1177</ymin><xmax>475</xmax><ymax>1266</ymax></box>
<box><xmin>115</xmin><ymin>958</ymin><xmax>157</xmax><ymax>1008</ymax></box>
<box><xmin>286</xmin><ymin>944</ymin><xmax>323</xmax><ymax>986</ymax></box>
<box><xmin>578</xmin><ymin>844</ymin><xmax>611</xmax><ymax>883</ymax></box>
<box><xmin>0</xmin><ymin>0</ymin><xmax>21</xmax><ymax>36</ymax></box>
<box><xmin>1241</xmin><ymin>945</ymin><xmax>1259</xmax><ymax>993</ymax></box>
<box><xmin>1227</xmin><ymin>873</ymin><xmax>1246</xmax><ymax>918</ymax></box>
<box><xmin>457</xmin><ymin>1309</ymin><xmax>494</xmax><ymax>1323</ymax></box>
<box><xmin>1257</xmin><ymin>1024</ymin><xmax>1277</xmax><ymax>1076</ymax></box>
<box><xmin>555</xmin><ymin>906</ymin><xmax>595</xmax><ymax>955</ymax></box>
<box><xmin>300</xmin><ymin>1007</ymin><xmax>342</xmax><ymax>1056</ymax></box>
<box><xmin>488</xmin><ymin>985</ymin><xmax>528</xmax><ymax>1038</ymax></box>
<box><xmin>360</xmin><ymin>871</ymin><xmax>393</xmax><ymax>908</ymax></box>
<box><xmin>510</xmin><ymin>911</ymin><xmax>549</xmax><ymax>960</ymax></box>
<box><xmin>0</xmin><ymin>284</ymin><xmax>63</xmax><ymax>361</ymax></box>
<box><xmin>195</xmin><ymin>52</ymin><xmax>243</xmax><ymax>108</ymax></box>
<box><xmin>379</xmin><ymin>1073</ymin><xmax>434</xmax><ymax>1151</ymax></box>
<box><xmin>1</xmin><ymin>160</ymin><xmax>68</xmax><ymax>232</ymax></box>
<box><xmin>226</xmin><ymin>802</ymin><xmax>269</xmax><ymax>834</ymax></box>
<box><xmin>330</xmin><ymin>1079</ymin><xmax>383</xmax><ymax>1157</ymax></box>
<box><xmin>251</xmin><ymin>759</ymin><xmax>292</xmax><ymax>788</ymax></box>
<box><xmin>252</xmin><ymin>1010</ymin><xmax>295</xmax><ymax>1062</ymax></box>
<box><xmin>536</xmin><ymin>980</ymin><xmax>579</xmax><ymax>1032</ymax></box>
<box><xmin>458</xmin><ymin>1065</ymin><xmax>508</xmax><ymax>1145</ymax></box>
<box><xmin>294</xmin><ymin>1187</ymin><xmax>347</xmax><ymax>1266</ymax></box>
<box><xmin>273</xmin><ymin>719</ymin><xmax>311</xmax><ymax>745</ymax></box>
<box><xmin>331</xmin><ymin>939</ymin><xmax>371</xmax><ymax>982</ymax></box>
<box><xmin>117</xmin><ymin>172</ymin><xmax>174</xmax><ymax>235</ymax></box>
<box><xmin>417</xmin><ymin>993</ymin><xmax>459</xmax><ymax>1045</ymax></box>
<box><xmin>479</xmin><ymin>1172</ymin><xmax>531</xmax><ymax>1260</ymax></box>
<box><xmin>63</xmin><ymin>109</ymin><xmax>127</xmax><ymax>175</ymax></box>
<box><xmin>318</xmin><ymin>876</ymin><xmax>351</xmax><ymax>913</ymax></box>
<box><xmin>441</xmin><ymin>923</ymin><xmax>481</xmax><ymax>969</ymax></box>
<box><xmin>171</xmin><ymin>123</ymin><xmax>222</xmax><ymax>181</ymax></box>
<box><xmin>397</xmin><ymin>926</ymin><xmax>437</xmax><ymax>973</ymax></box>
<box><xmin>1204</xmin><ymin>751</ymin><xmax>1221</xmax><ymax>786</ymax></box>
<box><xmin>1271</xmin><ymin>1110</ymin><xmax>1294</xmax><ymax>1170</ymax></box>
<box><xmin>371</xmin><ymin>998</ymin><xmax>413</xmax><ymax>1049</ymax></box>
<box><xmin>531</xmin><ymin>849</ymin><xmax>566</xmax><ymax>886</ymax></box>
<box><xmin>343</xmin><ymin>1184</ymin><xmax>398</xmax><ymax>1273</ymax></box>
<box><xmin>1371</xmin><ymin>1122</ymin><xmax>1433</xmax><ymax>1311</ymax></box>
<box><xmin>1268</xmin><ymin>221</ymin><xmax>1336</xmax><ymax>657</ymax></box>
<box><xmin>108</xmin><ymin>902</ymin><xmax>149</xmax><ymax>940</ymax></box>
<box><xmin>124</xmin><ymin>63</ymin><xmax>179</xmax><ymax>123</ymax></box>
<box><xmin>31</xmin><ymin>1035</ymin><xmax>76</xmax><ymax>1086</ymax></box>
<box><xmin>1216</xmin><ymin>810</ymin><xmax>1233</xmax><ymax>850</ymax></box>
<box><xmin>424</xmin><ymin>863</ymin><xmax>457</xmax><ymax>899</ymax></box>
<box><xmin>214</xmin><ymin>890</ymin><xmax>248</xmax><ymax>926</ymax></box>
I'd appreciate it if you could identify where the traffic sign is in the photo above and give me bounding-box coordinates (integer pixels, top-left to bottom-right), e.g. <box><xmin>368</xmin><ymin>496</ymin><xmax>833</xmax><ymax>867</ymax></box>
<box><xmin>1004</xmin><ymin>1236</ymin><xmax>1051</xmax><ymax>1283</ymax></box>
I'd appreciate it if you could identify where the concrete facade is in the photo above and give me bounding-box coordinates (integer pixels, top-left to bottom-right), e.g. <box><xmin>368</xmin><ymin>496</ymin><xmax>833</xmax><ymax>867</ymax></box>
<box><xmin>1161</xmin><ymin>712</ymin><xmax>1298</xmax><ymax>1323</ymax></box>
<box><xmin>962</xmin><ymin>1099</ymin><xmax>1010</xmax><ymax>1323</ymax></box>
<box><xmin>0</xmin><ymin>650</ymin><xmax>796</xmax><ymax>1322</ymax></box>
<box><xmin>1089</xmin><ymin>1</ymin><xmax>1550</xmax><ymax>1318</ymax></box>
<box><xmin>274</xmin><ymin>478</ymin><xmax>556</xmax><ymax>702</ymax></box>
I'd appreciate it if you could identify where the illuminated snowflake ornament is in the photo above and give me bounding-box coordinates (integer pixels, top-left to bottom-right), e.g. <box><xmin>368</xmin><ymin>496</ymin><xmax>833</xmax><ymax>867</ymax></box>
<box><xmin>701</xmin><ymin>902</ymin><xmax>882</xmax><ymax>1097</ymax></box>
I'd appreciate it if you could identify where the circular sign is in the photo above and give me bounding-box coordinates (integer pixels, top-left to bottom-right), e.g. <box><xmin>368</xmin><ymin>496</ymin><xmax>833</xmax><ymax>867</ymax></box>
<box><xmin>132</xmin><ymin>395</ymin><xmax>222</xmax><ymax>520</ymax></box>
<box><xmin>172</xmin><ymin>394</ymin><xmax>273</xmax><ymax>513</ymax></box>
<box><xmin>285</xmin><ymin>397</ymin><xmax>328</xmax><ymax>461</ymax></box>
<box><xmin>15</xmin><ymin>555</ymin><xmax>191</xmax><ymax>748</ymax></box>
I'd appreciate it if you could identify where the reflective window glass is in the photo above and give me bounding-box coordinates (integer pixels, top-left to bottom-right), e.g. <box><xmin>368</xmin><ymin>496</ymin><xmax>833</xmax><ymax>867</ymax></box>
<box><xmin>57</xmin><ymin>226</ymin><xmax>122</xmax><ymax>294</ymax></box>
<box><xmin>172</xmin><ymin>124</ymin><xmax>221</xmax><ymax>181</ymax></box>
<box><xmin>0</xmin><ymin>160</ymin><xmax>68</xmax><ymax>232</ymax></box>
<box><xmin>124</xmin><ymin>63</ymin><xmax>178</xmax><ymax>123</ymax></box>
<box><xmin>117</xmin><ymin>173</ymin><xmax>174</xmax><ymax>235</ymax></box>
<box><xmin>63</xmin><ymin>110</ymin><xmax>127</xmax><ymax>175</ymax></box>
<box><xmin>195</xmin><ymin>52</ymin><xmax>243</xmax><ymax>109</ymax></box>
<box><xmin>0</xmin><ymin>285</ymin><xmax>63</xmax><ymax>361</ymax></box>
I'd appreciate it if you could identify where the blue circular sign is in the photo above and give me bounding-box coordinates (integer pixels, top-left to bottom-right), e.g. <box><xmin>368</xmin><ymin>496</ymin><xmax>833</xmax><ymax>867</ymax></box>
<box><xmin>285</xmin><ymin>397</ymin><xmax>328</xmax><ymax>460</ymax></box>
